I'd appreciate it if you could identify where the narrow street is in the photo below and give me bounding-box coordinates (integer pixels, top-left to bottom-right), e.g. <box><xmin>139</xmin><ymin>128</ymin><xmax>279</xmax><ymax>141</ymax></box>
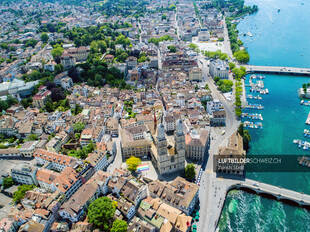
<box><xmin>107</xmin><ymin>127</ymin><xmax>123</xmax><ymax>173</ymax></box>
<box><xmin>174</xmin><ymin>10</ymin><xmax>181</xmax><ymax>40</ymax></box>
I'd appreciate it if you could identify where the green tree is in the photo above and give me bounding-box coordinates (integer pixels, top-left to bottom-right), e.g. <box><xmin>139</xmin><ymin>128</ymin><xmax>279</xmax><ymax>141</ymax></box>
<box><xmin>138</xmin><ymin>55</ymin><xmax>147</xmax><ymax>63</ymax></box>
<box><xmin>71</xmin><ymin>104</ymin><xmax>83</xmax><ymax>116</ymax></box>
<box><xmin>148</xmin><ymin>35</ymin><xmax>173</xmax><ymax>45</ymax></box>
<box><xmin>2</xmin><ymin>177</ymin><xmax>14</xmax><ymax>189</ymax></box>
<box><xmin>90</xmin><ymin>41</ymin><xmax>99</xmax><ymax>53</ymax></box>
<box><xmin>238</xmin><ymin>123</ymin><xmax>244</xmax><ymax>136</ymax></box>
<box><xmin>0</xmin><ymin>100</ymin><xmax>9</xmax><ymax>112</ymax></box>
<box><xmin>25</xmin><ymin>134</ymin><xmax>38</xmax><ymax>141</ymax></box>
<box><xmin>73</xmin><ymin>122</ymin><xmax>85</xmax><ymax>133</ymax></box>
<box><xmin>24</xmin><ymin>39</ymin><xmax>38</xmax><ymax>48</ymax></box>
<box><xmin>51</xmin><ymin>45</ymin><xmax>64</xmax><ymax>62</ymax></box>
<box><xmin>233</xmin><ymin>50</ymin><xmax>250</xmax><ymax>63</ymax></box>
<box><xmin>48</xmin><ymin>133</ymin><xmax>55</xmax><ymax>141</ymax></box>
<box><xmin>0</xmin><ymin>43</ymin><xmax>8</xmax><ymax>50</ymax></box>
<box><xmin>87</xmin><ymin>197</ymin><xmax>116</xmax><ymax>230</ymax></box>
<box><xmin>189</xmin><ymin>43</ymin><xmax>198</xmax><ymax>50</ymax></box>
<box><xmin>45</xmin><ymin>99</ymin><xmax>54</xmax><ymax>112</ymax></box>
<box><xmin>13</xmin><ymin>185</ymin><xmax>35</xmax><ymax>204</ymax></box>
<box><xmin>185</xmin><ymin>163</ymin><xmax>196</xmax><ymax>181</ymax></box>
<box><xmin>75</xmin><ymin>133</ymin><xmax>81</xmax><ymax>140</ymax></box>
<box><xmin>6</xmin><ymin>95</ymin><xmax>18</xmax><ymax>107</ymax></box>
<box><xmin>235</xmin><ymin>107</ymin><xmax>242</xmax><ymax>117</ymax></box>
<box><xmin>115</xmin><ymin>35</ymin><xmax>130</xmax><ymax>47</ymax></box>
<box><xmin>167</xmin><ymin>45</ymin><xmax>177</xmax><ymax>53</ymax></box>
<box><xmin>240</xmin><ymin>66</ymin><xmax>247</xmax><ymax>74</ymax></box>
<box><xmin>219</xmin><ymin>53</ymin><xmax>228</xmax><ymax>60</ymax></box>
<box><xmin>126</xmin><ymin>156</ymin><xmax>141</xmax><ymax>172</ymax></box>
<box><xmin>54</xmin><ymin>64</ymin><xmax>64</xmax><ymax>74</ymax></box>
<box><xmin>214</xmin><ymin>76</ymin><xmax>220</xmax><ymax>83</ymax></box>
<box><xmin>97</xmin><ymin>40</ymin><xmax>107</xmax><ymax>53</ymax></box>
<box><xmin>232</xmin><ymin>67</ymin><xmax>246</xmax><ymax>79</ymax></box>
<box><xmin>40</xmin><ymin>33</ymin><xmax>49</xmax><ymax>43</ymax></box>
<box><xmin>117</xmin><ymin>52</ymin><xmax>128</xmax><ymax>63</ymax></box>
<box><xmin>242</xmin><ymin>130</ymin><xmax>251</xmax><ymax>151</ymax></box>
<box><xmin>217</xmin><ymin>79</ymin><xmax>233</xmax><ymax>93</ymax></box>
<box><xmin>229</xmin><ymin>62</ymin><xmax>236</xmax><ymax>70</ymax></box>
<box><xmin>111</xmin><ymin>219</ymin><xmax>128</xmax><ymax>232</ymax></box>
<box><xmin>84</xmin><ymin>142</ymin><xmax>95</xmax><ymax>154</ymax></box>
<box><xmin>168</xmin><ymin>4</ymin><xmax>176</xmax><ymax>10</ymax></box>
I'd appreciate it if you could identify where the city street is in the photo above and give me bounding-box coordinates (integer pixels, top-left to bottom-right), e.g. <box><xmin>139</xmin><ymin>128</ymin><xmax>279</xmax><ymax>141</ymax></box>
<box><xmin>107</xmin><ymin>136</ymin><xmax>123</xmax><ymax>173</ymax></box>
<box><xmin>197</xmin><ymin>54</ymin><xmax>240</xmax><ymax>232</ymax></box>
<box><xmin>223</xmin><ymin>17</ymin><xmax>233</xmax><ymax>59</ymax></box>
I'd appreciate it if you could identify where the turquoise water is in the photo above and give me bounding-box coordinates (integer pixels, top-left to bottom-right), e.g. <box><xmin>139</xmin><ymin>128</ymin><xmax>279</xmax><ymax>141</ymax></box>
<box><xmin>218</xmin><ymin>0</ymin><xmax>310</xmax><ymax>231</ymax></box>
<box><xmin>219</xmin><ymin>191</ymin><xmax>310</xmax><ymax>232</ymax></box>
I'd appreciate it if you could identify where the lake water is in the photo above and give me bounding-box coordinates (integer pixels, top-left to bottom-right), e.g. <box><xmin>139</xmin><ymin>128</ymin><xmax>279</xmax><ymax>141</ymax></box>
<box><xmin>218</xmin><ymin>0</ymin><xmax>310</xmax><ymax>231</ymax></box>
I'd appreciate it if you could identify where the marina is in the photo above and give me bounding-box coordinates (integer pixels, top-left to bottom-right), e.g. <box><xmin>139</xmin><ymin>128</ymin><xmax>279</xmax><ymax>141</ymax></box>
<box><xmin>297</xmin><ymin>156</ymin><xmax>310</xmax><ymax>168</ymax></box>
<box><xmin>249</xmin><ymin>74</ymin><xmax>265</xmax><ymax>80</ymax></box>
<box><xmin>248</xmin><ymin>75</ymin><xmax>269</xmax><ymax>94</ymax></box>
<box><xmin>247</xmin><ymin>94</ymin><xmax>262</xmax><ymax>100</ymax></box>
<box><xmin>241</xmin><ymin>113</ymin><xmax>263</xmax><ymax>121</ymax></box>
<box><xmin>293</xmin><ymin>139</ymin><xmax>310</xmax><ymax>150</ymax></box>
<box><xmin>243</xmin><ymin>121</ymin><xmax>263</xmax><ymax>129</ymax></box>
<box><xmin>304</xmin><ymin>129</ymin><xmax>310</xmax><ymax>137</ymax></box>
<box><xmin>249</xmin><ymin>87</ymin><xmax>269</xmax><ymax>94</ymax></box>
<box><xmin>300</xmin><ymin>100</ymin><xmax>310</xmax><ymax>106</ymax></box>
<box><xmin>243</xmin><ymin>104</ymin><xmax>264</xmax><ymax>110</ymax></box>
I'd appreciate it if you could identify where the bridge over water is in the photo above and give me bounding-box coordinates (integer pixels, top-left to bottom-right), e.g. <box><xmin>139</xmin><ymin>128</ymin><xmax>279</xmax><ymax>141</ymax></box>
<box><xmin>231</xmin><ymin>179</ymin><xmax>310</xmax><ymax>207</ymax></box>
<box><xmin>245</xmin><ymin>65</ymin><xmax>310</xmax><ymax>76</ymax></box>
<box><xmin>201</xmin><ymin>176</ymin><xmax>310</xmax><ymax>232</ymax></box>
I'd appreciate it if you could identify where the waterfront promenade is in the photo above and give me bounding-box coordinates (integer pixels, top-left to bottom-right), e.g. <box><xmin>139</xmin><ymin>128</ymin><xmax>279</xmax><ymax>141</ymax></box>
<box><xmin>245</xmin><ymin>65</ymin><xmax>310</xmax><ymax>76</ymax></box>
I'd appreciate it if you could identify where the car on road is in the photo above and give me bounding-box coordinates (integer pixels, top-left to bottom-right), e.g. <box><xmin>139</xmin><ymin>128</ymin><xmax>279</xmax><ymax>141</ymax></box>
<box><xmin>221</xmin><ymin>130</ymin><xmax>225</xmax><ymax>135</ymax></box>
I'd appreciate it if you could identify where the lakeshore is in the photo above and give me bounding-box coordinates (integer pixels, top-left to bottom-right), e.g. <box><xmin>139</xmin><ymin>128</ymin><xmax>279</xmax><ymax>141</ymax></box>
<box><xmin>218</xmin><ymin>0</ymin><xmax>310</xmax><ymax>231</ymax></box>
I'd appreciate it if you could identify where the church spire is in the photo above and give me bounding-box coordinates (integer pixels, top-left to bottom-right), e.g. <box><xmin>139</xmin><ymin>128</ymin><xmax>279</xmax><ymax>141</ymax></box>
<box><xmin>176</xmin><ymin>119</ymin><xmax>184</xmax><ymax>136</ymax></box>
<box><xmin>157</xmin><ymin>123</ymin><xmax>165</xmax><ymax>141</ymax></box>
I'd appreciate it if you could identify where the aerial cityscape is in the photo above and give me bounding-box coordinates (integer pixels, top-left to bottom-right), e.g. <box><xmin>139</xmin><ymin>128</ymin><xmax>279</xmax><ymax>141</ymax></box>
<box><xmin>0</xmin><ymin>0</ymin><xmax>309</xmax><ymax>231</ymax></box>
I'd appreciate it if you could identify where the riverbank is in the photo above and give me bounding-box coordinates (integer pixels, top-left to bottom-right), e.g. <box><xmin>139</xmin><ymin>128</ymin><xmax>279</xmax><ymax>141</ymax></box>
<box><xmin>218</xmin><ymin>0</ymin><xmax>310</xmax><ymax>230</ymax></box>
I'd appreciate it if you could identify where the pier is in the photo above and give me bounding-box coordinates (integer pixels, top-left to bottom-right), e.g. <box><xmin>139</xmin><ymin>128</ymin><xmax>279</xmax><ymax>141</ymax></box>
<box><xmin>243</xmin><ymin>104</ymin><xmax>264</xmax><ymax>110</ymax></box>
<box><xmin>245</xmin><ymin>65</ymin><xmax>310</xmax><ymax>76</ymax></box>
<box><xmin>243</xmin><ymin>121</ymin><xmax>263</xmax><ymax>129</ymax></box>
<box><xmin>241</xmin><ymin>113</ymin><xmax>263</xmax><ymax>120</ymax></box>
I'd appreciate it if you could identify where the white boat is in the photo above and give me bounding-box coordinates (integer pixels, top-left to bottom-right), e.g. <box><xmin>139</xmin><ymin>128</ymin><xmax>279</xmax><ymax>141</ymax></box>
<box><xmin>293</xmin><ymin>139</ymin><xmax>310</xmax><ymax>150</ymax></box>
<box><xmin>301</xmin><ymin>100</ymin><xmax>310</xmax><ymax>106</ymax></box>
<box><xmin>304</xmin><ymin>129</ymin><xmax>310</xmax><ymax>137</ymax></box>
<box><xmin>247</xmin><ymin>32</ymin><xmax>253</xmax><ymax>37</ymax></box>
